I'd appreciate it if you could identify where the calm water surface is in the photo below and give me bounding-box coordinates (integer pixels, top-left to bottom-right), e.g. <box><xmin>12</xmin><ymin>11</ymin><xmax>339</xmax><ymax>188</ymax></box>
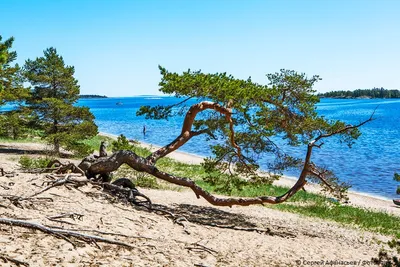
<box><xmin>78</xmin><ymin>97</ymin><xmax>400</xmax><ymax>199</ymax></box>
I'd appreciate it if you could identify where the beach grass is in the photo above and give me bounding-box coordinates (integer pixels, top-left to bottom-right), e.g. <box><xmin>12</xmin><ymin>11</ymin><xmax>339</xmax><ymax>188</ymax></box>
<box><xmin>81</xmin><ymin>135</ymin><xmax>115</xmax><ymax>152</ymax></box>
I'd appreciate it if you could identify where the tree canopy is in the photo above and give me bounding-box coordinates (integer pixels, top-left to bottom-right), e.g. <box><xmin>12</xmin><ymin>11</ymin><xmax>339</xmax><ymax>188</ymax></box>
<box><xmin>0</xmin><ymin>35</ymin><xmax>28</xmax><ymax>102</ymax></box>
<box><xmin>0</xmin><ymin>35</ymin><xmax>30</xmax><ymax>139</ymax></box>
<box><xmin>24</xmin><ymin>47</ymin><xmax>97</xmax><ymax>155</ymax></box>
<box><xmin>138</xmin><ymin>67</ymin><xmax>362</xmax><ymax>181</ymax></box>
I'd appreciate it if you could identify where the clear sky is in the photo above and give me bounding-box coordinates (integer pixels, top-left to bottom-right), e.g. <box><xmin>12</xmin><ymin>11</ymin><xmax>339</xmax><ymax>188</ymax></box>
<box><xmin>2</xmin><ymin>0</ymin><xmax>399</xmax><ymax>96</ymax></box>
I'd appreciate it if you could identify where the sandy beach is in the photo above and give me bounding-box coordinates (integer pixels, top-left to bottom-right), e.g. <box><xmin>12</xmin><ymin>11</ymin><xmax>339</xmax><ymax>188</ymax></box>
<box><xmin>0</xmin><ymin>139</ymin><xmax>398</xmax><ymax>266</ymax></box>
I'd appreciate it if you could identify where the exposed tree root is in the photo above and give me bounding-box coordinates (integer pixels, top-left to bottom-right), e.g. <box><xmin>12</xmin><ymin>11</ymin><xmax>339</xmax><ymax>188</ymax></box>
<box><xmin>0</xmin><ymin>254</ymin><xmax>30</xmax><ymax>267</ymax></box>
<box><xmin>0</xmin><ymin>218</ymin><xmax>134</xmax><ymax>249</ymax></box>
<box><xmin>186</xmin><ymin>243</ymin><xmax>217</xmax><ymax>255</ymax></box>
<box><xmin>46</xmin><ymin>212</ymin><xmax>84</xmax><ymax>221</ymax></box>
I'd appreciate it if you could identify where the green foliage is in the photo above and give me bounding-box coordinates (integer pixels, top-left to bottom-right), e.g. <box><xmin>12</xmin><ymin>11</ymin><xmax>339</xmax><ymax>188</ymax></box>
<box><xmin>114</xmin><ymin>165</ymin><xmax>160</xmax><ymax>189</ymax></box>
<box><xmin>23</xmin><ymin>47</ymin><xmax>98</xmax><ymax>156</ymax></box>
<box><xmin>0</xmin><ymin>111</ymin><xmax>29</xmax><ymax>139</ymax></box>
<box><xmin>137</xmin><ymin>66</ymin><xmax>365</xmax><ymax>197</ymax></box>
<box><xmin>82</xmin><ymin>135</ymin><xmax>115</xmax><ymax>152</ymax></box>
<box><xmin>320</xmin><ymin>87</ymin><xmax>400</xmax><ymax>99</ymax></box>
<box><xmin>0</xmin><ymin>35</ymin><xmax>30</xmax><ymax>139</ymax></box>
<box><xmin>111</xmin><ymin>134</ymin><xmax>138</xmax><ymax>152</ymax></box>
<box><xmin>135</xmin><ymin>174</ymin><xmax>159</xmax><ymax>189</ymax></box>
<box><xmin>202</xmin><ymin>173</ymin><xmax>248</xmax><ymax>195</ymax></box>
<box><xmin>0</xmin><ymin>35</ymin><xmax>28</xmax><ymax>102</ymax></box>
<box><xmin>18</xmin><ymin>155</ymin><xmax>54</xmax><ymax>169</ymax></box>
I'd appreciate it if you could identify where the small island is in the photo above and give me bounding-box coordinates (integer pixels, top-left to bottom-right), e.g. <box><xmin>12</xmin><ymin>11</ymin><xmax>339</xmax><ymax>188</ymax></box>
<box><xmin>79</xmin><ymin>94</ymin><xmax>108</xmax><ymax>99</ymax></box>
<box><xmin>318</xmin><ymin>87</ymin><xmax>400</xmax><ymax>99</ymax></box>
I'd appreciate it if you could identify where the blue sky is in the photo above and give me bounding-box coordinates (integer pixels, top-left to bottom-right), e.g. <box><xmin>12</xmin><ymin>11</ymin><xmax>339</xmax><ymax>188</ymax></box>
<box><xmin>2</xmin><ymin>0</ymin><xmax>399</xmax><ymax>96</ymax></box>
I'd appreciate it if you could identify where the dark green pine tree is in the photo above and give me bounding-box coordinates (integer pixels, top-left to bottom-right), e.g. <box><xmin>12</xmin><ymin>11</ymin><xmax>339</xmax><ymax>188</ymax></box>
<box><xmin>24</xmin><ymin>47</ymin><xmax>98</xmax><ymax>156</ymax></box>
<box><xmin>0</xmin><ymin>35</ymin><xmax>30</xmax><ymax>139</ymax></box>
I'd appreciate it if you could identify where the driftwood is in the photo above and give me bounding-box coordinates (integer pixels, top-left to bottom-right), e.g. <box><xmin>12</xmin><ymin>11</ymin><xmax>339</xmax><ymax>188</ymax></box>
<box><xmin>0</xmin><ymin>254</ymin><xmax>29</xmax><ymax>267</ymax></box>
<box><xmin>185</xmin><ymin>242</ymin><xmax>218</xmax><ymax>256</ymax></box>
<box><xmin>47</xmin><ymin>212</ymin><xmax>84</xmax><ymax>221</ymax></box>
<box><xmin>0</xmin><ymin>217</ymin><xmax>133</xmax><ymax>248</ymax></box>
<box><xmin>14</xmin><ymin>173</ymin><xmax>152</xmax><ymax>210</ymax></box>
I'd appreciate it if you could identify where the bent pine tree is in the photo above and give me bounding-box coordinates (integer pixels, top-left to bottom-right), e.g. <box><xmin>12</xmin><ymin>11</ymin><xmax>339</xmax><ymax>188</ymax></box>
<box><xmin>78</xmin><ymin>67</ymin><xmax>373</xmax><ymax>207</ymax></box>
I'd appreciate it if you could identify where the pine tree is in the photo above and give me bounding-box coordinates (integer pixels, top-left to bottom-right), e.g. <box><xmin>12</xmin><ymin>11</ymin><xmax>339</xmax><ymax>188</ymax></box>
<box><xmin>0</xmin><ymin>35</ymin><xmax>30</xmax><ymax>139</ymax></box>
<box><xmin>0</xmin><ymin>35</ymin><xmax>26</xmax><ymax>101</ymax></box>
<box><xmin>24</xmin><ymin>47</ymin><xmax>97</xmax><ymax>156</ymax></box>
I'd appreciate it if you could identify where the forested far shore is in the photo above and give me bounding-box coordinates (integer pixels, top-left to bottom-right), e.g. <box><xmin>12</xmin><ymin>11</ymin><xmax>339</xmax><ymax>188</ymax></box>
<box><xmin>79</xmin><ymin>94</ymin><xmax>108</xmax><ymax>98</ymax></box>
<box><xmin>318</xmin><ymin>87</ymin><xmax>400</xmax><ymax>99</ymax></box>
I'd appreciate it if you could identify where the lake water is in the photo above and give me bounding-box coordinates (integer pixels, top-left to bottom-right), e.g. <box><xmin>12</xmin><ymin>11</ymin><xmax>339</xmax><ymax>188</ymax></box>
<box><xmin>78</xmin><ymin>97</ymin><xmax>400</xmax><ymax>199</ymax></box>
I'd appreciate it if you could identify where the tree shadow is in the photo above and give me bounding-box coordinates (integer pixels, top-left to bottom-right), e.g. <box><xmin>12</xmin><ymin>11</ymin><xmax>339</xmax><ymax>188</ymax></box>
<box><xmin>169</xmin><ymin>203</ymin><xmax>257</xmax><ymax>228</ymax></box>
<box><xmin>0</xmin><ymin>146</ymin><xmax>73</xmax><ymax>158</ymax></box>
<box><xmin>137</xmin><ymin>202</ymin><xmax>298</xmax><ymax>238</ymax></box>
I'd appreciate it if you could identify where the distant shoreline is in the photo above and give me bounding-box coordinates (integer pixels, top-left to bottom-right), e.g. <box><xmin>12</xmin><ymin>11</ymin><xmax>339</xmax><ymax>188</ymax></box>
<box><xmin>319</xmin><ymin>96</ymin><xmax>400</xmax><ymax>100</ymax></box>
<box><xmin>79</xmin><ymin>94</ymin><xmax>108</xmax><ymax>99</ymax></box>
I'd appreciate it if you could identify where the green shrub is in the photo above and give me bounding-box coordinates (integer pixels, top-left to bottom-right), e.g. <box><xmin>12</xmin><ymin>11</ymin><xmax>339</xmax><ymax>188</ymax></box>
<box><xmin>114</xmin><ymin>164</ymin><xmax>159</xmax><ymax>189</ymax></box>
<box><xmin>203</xmin><ymin>173</ymin><xmax>248</xmax><ymax>195</ymax></box>
<box><xmin>81</xmin><ymin>135</ymin><xmax>114</xmax><ymax>152</ymax></box>
<box><xmin>19</xmin><ymin>156</ymin><xmax>54</xmax><ymax>169</ymax></box>
<box><xmin>135</xmin><ymin>173</ymin><xmax>160</xmax><ymax>189</ymax></box>
<box><xmin>112</xmin><ymin>134</ymin><xmax>138</xmax><ymax>152</ymax></box>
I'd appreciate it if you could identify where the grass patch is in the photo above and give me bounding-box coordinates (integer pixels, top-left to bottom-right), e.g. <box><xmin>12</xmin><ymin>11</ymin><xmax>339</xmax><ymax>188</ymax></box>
<box><xmin>81</xmin><ymin>135</ymin><xmax>115</xmax><ymax>153</ymax></box>
<box><xmin>273</xmin><ymin>203</ymin><xmax>400</xmax><ymax>238</ymax></box>
<box><xmin>19</xmin><ymin>155</ymin><xmax>55</xmax><ymax>169</ymax></box>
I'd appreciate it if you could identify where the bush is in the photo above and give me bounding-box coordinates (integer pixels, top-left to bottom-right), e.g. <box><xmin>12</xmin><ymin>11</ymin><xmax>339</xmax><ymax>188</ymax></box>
<box><xmin>19</xmin><ymin>156</ymin><xmax>54</xmax><ymax>169</ymax></box>
<box><xmin>114</xmin><ymin>164</ymin><xmax>159</xmax><ymax>189</ymax></box>
<box><xmin>111</xmin><ymin>134</ymin><xmax>138</xmax><ymax>152</ymax></box>
<box><xmin>203</xmin><ymin>173</ymin><xmax>248</xmax><ymax>195</ymax></box>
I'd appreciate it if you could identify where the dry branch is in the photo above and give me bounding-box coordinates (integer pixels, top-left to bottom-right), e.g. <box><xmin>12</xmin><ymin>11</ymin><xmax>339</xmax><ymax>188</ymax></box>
<box><xmin>0</xmin><ymin>254</ymin><xmax>29</xmax><ymax>267</ymax></box>
<box><xmin>186</xmin><ymin>244</ymin><xmax>217</xmax><ymax>255</ymax></box>
<box><xmin>47</xmin><ymin>212</ymin><xmax>84</xmax><ymax>221</ymax></box>
<box><xmin>0</xmin><ymin>218</ymin><xmax>133</xmax><ymax>248</ymax></box>
<box><xmin>24</xmin><ymin>175</ymin><xmax>87</xmax><ymax>199</ymax></box>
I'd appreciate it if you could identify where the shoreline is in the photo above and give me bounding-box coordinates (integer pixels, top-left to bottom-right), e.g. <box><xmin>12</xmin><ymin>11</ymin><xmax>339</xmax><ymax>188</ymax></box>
<box><xmin>99</xmin><ymin>132</ymin><xmax>399</xmax><ymax>215</ymax></box>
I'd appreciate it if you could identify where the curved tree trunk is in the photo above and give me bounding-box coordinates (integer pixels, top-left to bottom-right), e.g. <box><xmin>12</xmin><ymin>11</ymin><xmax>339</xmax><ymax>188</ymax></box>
<box><xmin>80</xmin><ymin>149</ymin><xmax>309</xmax><ymax>207</ymax></box>
<box><xmin>77</xmin><ymin>101</ymin><xmax>373</xmax><ymax>207</ymax></box>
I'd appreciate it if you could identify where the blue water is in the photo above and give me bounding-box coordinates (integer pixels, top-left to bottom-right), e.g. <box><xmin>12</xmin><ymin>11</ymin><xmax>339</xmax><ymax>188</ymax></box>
<box><xmin>78</xmin><ymin>97</ymin><xmax>400</xmax><ymax>199</ymax></box>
